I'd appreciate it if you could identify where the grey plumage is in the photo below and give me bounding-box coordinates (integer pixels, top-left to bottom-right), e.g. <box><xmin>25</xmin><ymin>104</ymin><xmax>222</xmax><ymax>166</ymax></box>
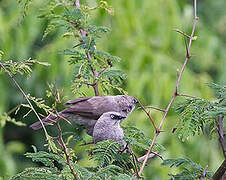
<box><xmin>30</xmin><ymin>95</ymin><xmax>138</xmax><ymax>135</ymax></box>
<box><xmin>93</xmin><ymin>112</ymin><xmax>126</xmax><ymax>145</ymax></box>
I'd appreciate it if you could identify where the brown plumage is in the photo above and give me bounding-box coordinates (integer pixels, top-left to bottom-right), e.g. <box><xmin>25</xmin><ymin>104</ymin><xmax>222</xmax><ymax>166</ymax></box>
<box><xmin>30</xmin><ymin>95</ymin><xmax>138</xmax><ymax>135</ymax></box>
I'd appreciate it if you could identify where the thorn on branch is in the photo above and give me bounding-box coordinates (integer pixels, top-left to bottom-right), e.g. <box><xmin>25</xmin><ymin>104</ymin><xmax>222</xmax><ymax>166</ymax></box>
<box><xmin>171</xmin><ymin>127</ymin><xmax>177</xmax><ymax>133</ymax></box>
<box><xmin>173</xmin><ymin>29</ymin><xmax>191</xmax><ymax>39</ymax></box>
<box><xmin>137</xmin><ymin>152</ymin><xmax>163</xmax><ymax>163</ymax></box>
<box><xmin>177</xmin><ymin>93</ymin><xmax>196</xmax><ymax>99</ymax></box>
<box><xmin>184</xmin><ymin>37</ymin><xmax>191</xmax><ymax>59</ymax></box>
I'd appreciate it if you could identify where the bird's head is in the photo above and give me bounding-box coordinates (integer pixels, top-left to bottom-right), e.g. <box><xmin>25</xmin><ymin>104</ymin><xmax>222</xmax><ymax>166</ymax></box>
<box><xmin>116</xmin><ymin>95</ymin><xmax>138</xmax><ymax>116</ymax></box>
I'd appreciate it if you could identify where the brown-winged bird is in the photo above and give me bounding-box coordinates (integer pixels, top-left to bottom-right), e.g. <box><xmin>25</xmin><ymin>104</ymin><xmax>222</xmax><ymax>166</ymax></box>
<box><xmin>30</xmin><ymin>95</ymin><xmax>138</xmax><ymax>135</ymax></box>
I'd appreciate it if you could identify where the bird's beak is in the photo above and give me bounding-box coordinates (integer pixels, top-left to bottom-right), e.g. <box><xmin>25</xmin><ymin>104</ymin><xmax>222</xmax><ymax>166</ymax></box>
<box><xmin>119</xmin><ymin>116</ymin><xmax>126</xmax><ymax>124</ymax></box>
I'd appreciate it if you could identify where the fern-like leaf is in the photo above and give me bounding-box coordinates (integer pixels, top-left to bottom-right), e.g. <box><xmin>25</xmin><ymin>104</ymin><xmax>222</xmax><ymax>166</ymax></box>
<box><xmin>161</xmin><ymin>158</ymin><xmax>212</xmax><ymax>180</ymax></box>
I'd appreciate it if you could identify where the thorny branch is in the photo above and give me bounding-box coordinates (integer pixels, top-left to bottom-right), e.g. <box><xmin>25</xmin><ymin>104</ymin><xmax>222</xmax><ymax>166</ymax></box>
<box><xmin>138</xmin><ymin>0</ymin><xmax>198</xmax><ymax>176</ymax></box>
<box><xmin>0</xmin><ymin>62</ymin><xmax>49</xmax><ymax>139</ymax></box>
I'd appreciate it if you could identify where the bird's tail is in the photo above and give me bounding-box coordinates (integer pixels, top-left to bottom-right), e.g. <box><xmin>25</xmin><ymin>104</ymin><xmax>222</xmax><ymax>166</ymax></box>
<box><xmin>29</xmin><ymin>113</ymin><xmax>60</xmax><ymax>130</ymax></box>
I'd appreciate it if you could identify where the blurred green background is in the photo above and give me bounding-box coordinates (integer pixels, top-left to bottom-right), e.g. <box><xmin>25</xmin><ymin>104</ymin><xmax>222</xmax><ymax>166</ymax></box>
<box><xmin>0</xmin><ymin>0</ymin><xmax>226</xmax><ymax>179</ymax></box>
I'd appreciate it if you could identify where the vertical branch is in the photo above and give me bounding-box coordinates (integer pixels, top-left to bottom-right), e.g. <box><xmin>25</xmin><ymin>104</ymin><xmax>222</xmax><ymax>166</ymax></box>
<box><xmin>75</xmin><ymin>0</ymin><xmax>80</xmax><ymax>8</ymax></box>
<box><xmin>212</xmin><ymin>116</ymin><xmax>226</xmax><ymax>180</ymax></box>
<box><xmin>217</xmin><ymin>116</ymin><xmax>226</xmax><ymax>158</ymax></box>
<box><xmin>0</xmin><ymin>62</ymin><xmax>49</xmax><ymax>139</ymax></box>
<box><xmin>212</xmin><ymin>160</ymin><xmax>226</xmax><ymax>180</ymax></box>
<box><xmin>75</xmin><ymin>1</ymin><xmax>99</xmax><ymax>96</ymax></box>
<box><xmin>86</xmin><ymin>51</ymin><xmax>99</xmax><ymax>96</ymax></box>
<box><xmin>138</xmin><ymin>0</ymin><xmax>198</xmax><ymax>176</ymax></box>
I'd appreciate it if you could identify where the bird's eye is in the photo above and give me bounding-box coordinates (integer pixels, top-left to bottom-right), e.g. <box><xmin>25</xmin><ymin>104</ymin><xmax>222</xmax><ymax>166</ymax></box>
<box><xmin>110</xmin><ymin>114</ymin><xmax>116</xmax><ymax>119</ymax></box>
<box><xmin>133</xmin><ymin>99</ymin><xmax>138</xmax><ymax>104</ymax></box>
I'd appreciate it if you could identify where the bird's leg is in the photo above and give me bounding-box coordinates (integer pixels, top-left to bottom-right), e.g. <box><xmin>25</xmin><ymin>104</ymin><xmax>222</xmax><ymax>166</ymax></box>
<box><xmin>119</xmin><ymin>142</ymin><xmax>129</xmax><ymax>153</ymax></box>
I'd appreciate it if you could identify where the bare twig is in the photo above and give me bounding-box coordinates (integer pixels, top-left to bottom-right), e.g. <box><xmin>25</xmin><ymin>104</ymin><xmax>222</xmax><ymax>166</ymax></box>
<box><xmin>0</xmin><ymin>62</ymin><xmax>49</xmax><ymax>138</ymax></box>
<box><xmin>129</xmin><ymin>148</ymin><xmax>140</xmax><ymax>179</ymax></box>
<box><xmin>57</xmin><ymin>113</ymin><xmax>72</xmax><ymax>125</ymax></box>
<box><xmin>177</xmin><ymin>93</ymin><xmax>196</xmax><ymax>99</ymax></box>
<box><xmin>138</xmin><ymin>101</ymin><xmax>157</xmax><ymax>131</ymax></box>
<box><xmin>138</xmin><ymin>0</ymin><xmax>198</xmax><ymax>176</ymax></box>
<box><xmin>212</xmin><ymin>160</ymin><xmax>226</xmax><ymax>180</ymax></box>
<box><xmin>173</xmin><ymin>29</ymin><xmax>191</xmax><ymax>39</ymax></box>
<box><xmin>73</xmin><ymin>2</ymin><xmax>99</xmax><ymax>96</ymax></box>
<box><xmin>137</xmin><ymin>152</ymin><xmax>162</xmax><ymax>163</ymax></box>
<box><xmin>138</xmin><ymin>105</ymin><xmax>165</xmax><ymax>113</ymax></box>
<box><xmin>217</xmin><ymin>116</ymin><xmax>226</xmax><ymax>158</ymax></box>
<box><xmin>56</xmin><ymin>123</ymin><xmax>79</xmax><ymax>180</ymax></box>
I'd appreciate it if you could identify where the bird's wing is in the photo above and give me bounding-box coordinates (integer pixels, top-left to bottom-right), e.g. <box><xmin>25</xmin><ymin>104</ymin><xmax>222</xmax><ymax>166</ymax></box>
<box><xmin>62</xmin><ymin>96</ymin><xmax>112</xmax><ymax>119</ymax></box>
<box><xmin>64</xmin><ymin>96</ymin><xmax>92</xmax><ymax>105</ymax></box>
<box><xmin>62</xmin><ymin>99</ymin><xmax>99</xmax><ymax>119</ymax></box>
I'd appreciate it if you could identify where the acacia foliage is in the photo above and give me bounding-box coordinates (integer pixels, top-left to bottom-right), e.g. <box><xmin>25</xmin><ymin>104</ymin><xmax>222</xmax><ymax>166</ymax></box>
<box><xmin>0</xmin><ymin>0</ymin><xmax>225</xmax><ymax>179</ymax></box>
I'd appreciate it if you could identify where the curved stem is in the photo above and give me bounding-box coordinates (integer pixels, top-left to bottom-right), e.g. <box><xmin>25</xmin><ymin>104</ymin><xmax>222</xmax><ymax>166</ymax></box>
<box><xmin>138</xmin><ymin>0</ymin><xmax>198</xmax><ymax>176</ymax></box>
<box><xmin>0</xmin><ymin>62</ymin><xmax>49</xmax><ymax>139</ymax></box>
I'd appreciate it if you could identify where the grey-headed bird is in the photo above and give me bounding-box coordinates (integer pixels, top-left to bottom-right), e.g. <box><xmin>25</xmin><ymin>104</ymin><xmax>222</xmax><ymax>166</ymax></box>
<box><xmin>93</xmin><ymin>112</ymin><xmax>126</xmax><ymax>145</ymax></box>
<box><xmin>30</xmin><ymin>95</ymin><xmax>138</xmax><ymax>135</ymax></box>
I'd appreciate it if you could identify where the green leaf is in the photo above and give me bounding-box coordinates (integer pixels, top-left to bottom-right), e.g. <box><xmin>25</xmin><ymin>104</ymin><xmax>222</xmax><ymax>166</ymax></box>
<box><xmin>124</xmin><ymin>126</ymin><xmax>165</xmax><ymax>153</ymax></box>
<box><xmin>88</xmin><ymin>25</ymin><xmax>110</xmax><ymax>38</ymax></box>
<box><xmin>10</xmin><ymin>167</ymin><xmax>61</xmax><ymax>180</ymax></box>
<box><xmin>0</xmin><ymin>113</ymin><xmax>26</xmax><ymax>128</ymax></box>
<box><xmin>25</xmin><ymin>151</ymin><xmax>65</xmax><ymax>167</ymax></box>
<box><xmin>161</xmin><ymin>158</ymin><xmax>213</xmax><ymax>180</ymax></box>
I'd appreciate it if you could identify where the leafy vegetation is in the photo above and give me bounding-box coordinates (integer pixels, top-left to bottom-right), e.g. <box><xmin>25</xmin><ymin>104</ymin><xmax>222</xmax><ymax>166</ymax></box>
<box><xmin>175</xmin><ymin>83</ymin><xmax>226</xmax><ymax>141</ymax></box>
<box><xmin>161</xmin><ymin>158</ymin><xmax>212</xmax><ymax>180</ymax></box>
<box><xmin>0</xmin><ymin>0</ymin><xmax>225</xmax><ymax>179</ymax></box>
